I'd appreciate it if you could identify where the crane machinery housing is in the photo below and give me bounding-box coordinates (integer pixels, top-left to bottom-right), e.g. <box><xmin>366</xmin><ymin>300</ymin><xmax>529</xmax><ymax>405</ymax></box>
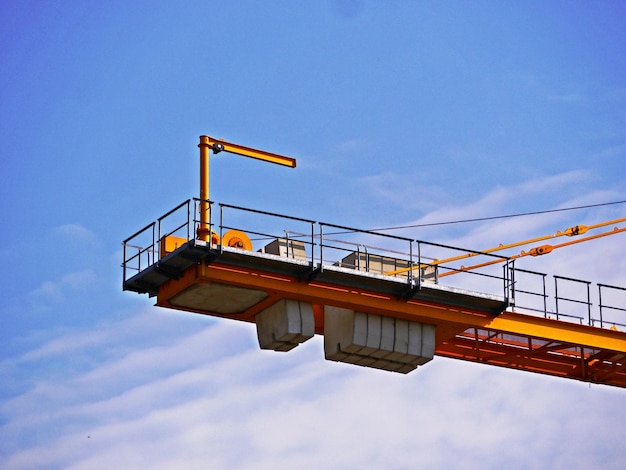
<box><xmin>122</xmin><ymin>136</ymin><xmax>626</xmax><ymax>388</ymax></box>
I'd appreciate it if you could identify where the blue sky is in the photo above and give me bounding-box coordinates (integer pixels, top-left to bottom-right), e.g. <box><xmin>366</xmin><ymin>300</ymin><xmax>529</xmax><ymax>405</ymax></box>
<box><xmin>2</xmin><ymin>1</ymin><xmax>626</xmax><ymax>468</ymax></box>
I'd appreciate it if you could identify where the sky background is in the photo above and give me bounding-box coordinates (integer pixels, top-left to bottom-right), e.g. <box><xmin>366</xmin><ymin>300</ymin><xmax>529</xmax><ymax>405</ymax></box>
<box><xmin>2</xmin><ymin>1</ymin><xmax>626</xmax><ymax>468</ymax></box>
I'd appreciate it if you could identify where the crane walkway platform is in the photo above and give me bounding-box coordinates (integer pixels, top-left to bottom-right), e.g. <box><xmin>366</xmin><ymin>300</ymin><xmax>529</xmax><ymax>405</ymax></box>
<box><xmin>124</xmin><ymin>238</ymin><xmax>508</xmax><ymax>316</ymax></box>
<box><xmin>122</xmin><ymin>198</ymin><xmax>626</xmax><ymax>388</ymax></box>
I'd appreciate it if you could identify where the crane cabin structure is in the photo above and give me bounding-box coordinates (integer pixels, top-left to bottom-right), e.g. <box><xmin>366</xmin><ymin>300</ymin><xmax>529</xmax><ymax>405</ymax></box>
<box><xmin>122</xmin><ymin>136</ymin><xmax>626</xmax><ymax>388</ymax></box>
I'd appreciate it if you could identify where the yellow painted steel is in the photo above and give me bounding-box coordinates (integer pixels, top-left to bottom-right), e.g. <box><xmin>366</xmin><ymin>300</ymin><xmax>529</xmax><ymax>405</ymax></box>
<box><xmin>386</xmin><ymin>217</ymin><xmax>626</xmax><ymax>276</ymax></box>
<box><xmin>486</xmin><ymin>312</ymin><xmax>626</xmax><ymax>353</ymax></box>
<box><xmin>197</xmin><ymin>136</ymin><xmax>211</xmax><ymax>241</ymax></box>
<box><xmin>160</xmin><ymin>235</ymin><xmax>188</xmax><ymax>258</ymax></box>
<box><xmin>441</xmin><ymin>226</ymin><xmax>626</xmax><ymax>277</ymax></box>
<box><xmin>564</xmin><ymin>224</ymin><xmax>589</xmax><ymax>236</ymax></box>
<box><xmin>206</xmin><ymin>136</ymin><xmax>296</xmax><ymax>168</ymax></box>
<box><xmin>196</xmin><ymin>135</ymin><xmax>296</xmax><ymax>241</ymax></box>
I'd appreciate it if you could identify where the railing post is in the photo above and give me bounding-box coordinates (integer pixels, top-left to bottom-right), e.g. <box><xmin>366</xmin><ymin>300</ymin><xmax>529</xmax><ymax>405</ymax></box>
<box><xmin>598</xmin><ymin>284</ymin><xmax>604</xmax><ymax>328</ymax></box>
<box><xmin>587</xmin><ymin>283</ymin><xmax>591</xmax><ymax>326</ymax></box>
<box><xmin>319</xmin><ymin>223</ymin><xmax>324</xmax><ymax>270</ymax></box>
<box><xmin>511</xmin><ymin>260</ymin><xmax>516</xmax><ymax>307</ymax></box>
<box><xmin>506</xmin><ymin>259</ymin><xmax>516</xmax><ymax>308</ymax></box>
<box><xmin>219</xmin><ymin>204</ymin><xmax>225</xmax><ymax>254</ymax></box>
<box><xmin>363</xmin><ymin>245</ymin><xmax>368</xmax><ymax>271</ymax></box>
<box><xmin>310</xmin><ymin>222</ymin><xmax>315</xmax><ymax>266</ymax></box>
<box><xmin>408</xmin><ymin>240</ymin><xmax>414</xmax><ymax>288</ymax></box>
<box><xmin>151</xmin><ymin>223</ymin><xmax>155</xmax><ymax>266</ymax></box>
<box><xmin>157</xmin><ymin>216</ymin><xmax>162</xmax><ymax>260</ymax></box>
<box><xmin>503</xmin><ymin>262</ymin><xmax>507</xmax><ymax>305</ymax></box>
<box><xmin>417</xmin><ymin>241</ymin><xmax>422</xmax><ymax>291</ymax></box>
<box><xmin>122</xmin><ymin>243</ymin><xmax>127</xmax><ymax>286</ymax></box>
<box><xmin>554</xmin><ymin>277</ymin><xmax>560</xmax><ymax>321</ymax></box>
<box><xmin>187</xmin><ymin>199</ymin><xmax>191</xmax><ymax>241</ymax></box>
<box><xmin>542</xmin><ymin>273</ymin><xmax>547</xmax><ymax>318</ymax></box>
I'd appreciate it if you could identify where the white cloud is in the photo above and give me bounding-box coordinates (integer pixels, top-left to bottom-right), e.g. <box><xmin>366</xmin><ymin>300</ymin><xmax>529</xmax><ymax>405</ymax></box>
<box><xmin>2</xmin><ymin>305</ymin><xmax>626</xmax><ymax>469</ymax></box>
<box><xmin>28</xmin><ymin>269</ymin><xmax>97</xmax><ymax>309</ymax></box>
<box><xmin>548</xmin><ymin>92</ymin><xmax>586</xmax><ymax>103</ymax></box>
<box><xmin>358</xmin><ymin>171</ymin><xmax>450</xmax><ymax>213</ymax></box>
<box><xmin>593</xmin><ymin>143</ymin><xmax>626</xmax><ymax>160</ymax></box>
<box><xmin>54</xmin><ymin>223</ymin><xmax>100</xmax><ymax>246</ymax></box>
<box><xmin>373</xmin><ymin>169</ymin><xmax>621</xmax><ymax>247</ymax></box>
<box><xmin>19</xmin><ymin>308</ymin><xmax>183</xmax><ymax>362</ymax></box>
<box><xmin>3</xmin><ymin>173</ymin><xmax>626</xmax><ymax>470</ymax></box>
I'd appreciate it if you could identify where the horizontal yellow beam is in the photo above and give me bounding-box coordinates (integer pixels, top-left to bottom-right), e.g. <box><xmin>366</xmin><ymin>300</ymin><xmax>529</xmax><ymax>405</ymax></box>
<box><xmin>487</xmin><ymin>311</ymin><xmax>626</xmax><ymax>353</ymax></box>
<box><xmin>206</xmin><ymin>136</ymin><xmax>296</xmax><ymax>168</ymax></box>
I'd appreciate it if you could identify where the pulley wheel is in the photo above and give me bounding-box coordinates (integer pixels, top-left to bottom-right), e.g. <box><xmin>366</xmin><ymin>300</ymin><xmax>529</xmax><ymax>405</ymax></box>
<box><xmin>222</xmin><ymin>229</ymin><xmax>252</xmax><ymax>251</ymax></box>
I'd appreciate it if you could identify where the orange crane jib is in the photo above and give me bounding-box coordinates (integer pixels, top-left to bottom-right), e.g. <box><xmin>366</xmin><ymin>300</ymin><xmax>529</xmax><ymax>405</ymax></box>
<box><xmin>442</xmin><ymin>225</ymin><xmax>626</xmax><ymax>277</ymax></box>
<box><xmin>386</xmin><ymin>217</ymin><xmax>626</xmax><ymax>276</ymax></box>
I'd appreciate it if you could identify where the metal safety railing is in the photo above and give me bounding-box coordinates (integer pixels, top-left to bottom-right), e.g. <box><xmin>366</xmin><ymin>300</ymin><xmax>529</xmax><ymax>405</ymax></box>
<box><xmin>596</xmin><ymin>283</ymin><xmax>626</xmax><ymax>330</ymax></box>
<box><xmin>122</xmin><ymin>198</ymin><xmax>210</xmax><ymax>283</ymax></box>
<box><xmin>218</xmin><ymin>203</ymin><xmax>316</xmax><ymax>257</ymax></box>
<box><xmin>315</xmin><ymin>221</ymin><xmax>515</xmax><ymax>302</ymax></box>
<box><xmin>507</xmin><ymin>269</ymin><xmax>626</xmax><ymax>331</ymax></box>
<box><xmin>554</xmin><ymin>275</ymin><xmax>591</xmax><ymax>324</ymax></box>
<box><xmin>122</xmin><ymin>222</ymin><xmax>157</xmax><ymax>283</ymax></box>
<box><xmin>122</xmin><ymin>198</ymin><xmax>623</xmax><ymax>331</ymax></box>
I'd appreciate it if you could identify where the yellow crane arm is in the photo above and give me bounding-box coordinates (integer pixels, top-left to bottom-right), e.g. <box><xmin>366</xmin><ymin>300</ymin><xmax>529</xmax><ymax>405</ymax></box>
<box><xmin>205</xmin><ymin>136</ymin><xmax>296</xmax><ymax>168</ymax></box>
<box><xmin>439</xmin><ymin>225</ymin><xmax>626</xmax><ymax>277</ymax></box>
<box><xmin>386</xmin><ymin>216</ymin><xmax>626</xmax><ymax>276</ymax></box>
<box><xmin>196</xmin><ymin>135</ymin><xmax>296</xmax><ymax>242</ymax></box>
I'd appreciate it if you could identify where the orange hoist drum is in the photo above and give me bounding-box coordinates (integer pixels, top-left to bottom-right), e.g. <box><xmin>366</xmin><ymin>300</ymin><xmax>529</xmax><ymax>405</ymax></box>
<box><xmin>222</xmin><ymin>230</ymin><xmax>253</xmax><ymax>251</ymax></box>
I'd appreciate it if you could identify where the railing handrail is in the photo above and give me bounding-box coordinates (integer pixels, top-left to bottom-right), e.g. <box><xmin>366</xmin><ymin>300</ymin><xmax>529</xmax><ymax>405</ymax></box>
<box><xmin>219</xmin><ymin>202</ymin><xmax>316</xmax><ymax>225</ymax></box>
<box><xmin>122</xmin><ymin>220</ymin><xmax>155</xmax><ymax>245</ymax></box>
<box><xmin>554</xmin><ymin>274</ymin><xmax>591</xmax><ymax>285</ymax></box>
<box><xmin>320</xmin><ymin>221</ymin><xmax>414</xmax><ymax>243</ymax></box>
<box><xmin>414</xmin><ymin>238</ymin><xmax>511</xmax><ymax>262</ymax></box>
<box><xmin>158</xmin><ymin>198</ymin><xmax>191</xmax><ymax>223</ymax></box>
<box><xmin>598</xmin><ymin>282</ymin><xmax>626</xmax><ymax>291</ymax></box>
<box><xmin>122</xmin><ymin>197</ymin><xmax>625</xmax><ymax>331</ymax></box>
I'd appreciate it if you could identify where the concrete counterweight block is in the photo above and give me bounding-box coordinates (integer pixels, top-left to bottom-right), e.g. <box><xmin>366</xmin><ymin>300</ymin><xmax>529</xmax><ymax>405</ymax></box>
<box><xmin>256</xmin><ymin>299</ymin><xmax>315</xmax><ymax>351</ymax></box>
<box><xmin>324</xmin><ymin>306</ymin><xmax>436</xmax><ymax>374</ymax></box>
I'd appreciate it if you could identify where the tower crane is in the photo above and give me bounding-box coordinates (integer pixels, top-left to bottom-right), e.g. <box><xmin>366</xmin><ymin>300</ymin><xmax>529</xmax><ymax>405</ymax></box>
<box><xmin>122</xmin><ymin>136</ymin><xmax>626</xmax><ymax>388</ymax></box>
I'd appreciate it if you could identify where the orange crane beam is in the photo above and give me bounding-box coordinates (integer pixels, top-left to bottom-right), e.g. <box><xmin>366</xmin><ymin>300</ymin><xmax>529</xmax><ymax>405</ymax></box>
<box><xmin>386</xmin><ymin>217</ymin><xmax>626</xmax><ymax>276</ymax></box>
<box><xmin>441</xmin><ymin>226</ymin><xmax>626</xmax><ymax>277</ymax></box>
<box><xmin>152</xmin><ymin>255</ymin><xmax>626</xmax><ymax>387</ymax></box>
<box><xmin>155</xmin><ymin>260</ymin><xmax>626</xmax><ymax>353</ymax></box>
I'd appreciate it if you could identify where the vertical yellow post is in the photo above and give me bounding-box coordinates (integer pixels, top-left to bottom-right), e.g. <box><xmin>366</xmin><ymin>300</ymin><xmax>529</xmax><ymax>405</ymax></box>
<box><xmin>197</xmin><ymin>135</ymin><xmax>211</xmax><ymax>241</ymax></box>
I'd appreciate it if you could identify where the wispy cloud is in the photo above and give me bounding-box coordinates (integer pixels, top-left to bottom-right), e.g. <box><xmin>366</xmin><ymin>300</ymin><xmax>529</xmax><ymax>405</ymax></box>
<box><xmin>54</xmin><ymin>223</ymin><xmax>100</xmax><ymax>246</ymax></box>
<box><xmin>3</xmin><ymin>173</ymin><xmax>626</xmax><ymax>469</ymax></box>
<box><xmin>358</xmin><ymin>171</ymin><xmax>450</xmax><ymax>213</ymax></box>
<box><xmin>359</xmin><ymin>169</ymin><xmax>598</xmax><ymax>226</ymax></box>
<box><xmin>3</xmin><ymin>313</ymin><xmax>625</xmax><ymax>469</ymax></box>
<box><xmin>548</xmin><ymin>92</ymin><xmax>586</xmax><ymax>103</ymax></box>
<box><xmin>28</xmin><ymin>269</ymin><xmax>97</xmax><ymax>310</ymax></box>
